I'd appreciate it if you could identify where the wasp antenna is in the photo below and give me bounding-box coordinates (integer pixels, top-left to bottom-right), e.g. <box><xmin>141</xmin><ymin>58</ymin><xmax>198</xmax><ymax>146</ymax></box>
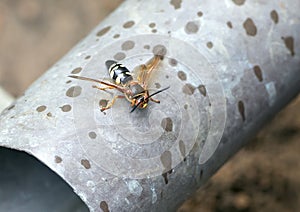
<box><xmin>130</xmin><ymin>86</ymin><xmax>170</xmax><ymax>113</ymax></box>
<box><xmin>147</xmin><ymin>86</ymin><xmax>170</xmax><ymax>99</ymax></box>
<box><xmin>130</xmin><ymin>104</ymin><xmax>140</xmax><ymax>113</ymax></box>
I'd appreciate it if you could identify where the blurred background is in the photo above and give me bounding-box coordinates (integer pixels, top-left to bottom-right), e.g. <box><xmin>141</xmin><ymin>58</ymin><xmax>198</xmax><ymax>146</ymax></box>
<box><xmin>0</xmin><ymin>0</ymin><xmax>299</xmax><ymax>211</ymax></box>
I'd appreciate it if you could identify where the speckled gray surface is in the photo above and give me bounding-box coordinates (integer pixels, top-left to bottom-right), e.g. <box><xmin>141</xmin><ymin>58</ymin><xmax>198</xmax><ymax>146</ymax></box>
<box><xmin>0</xmin><ymin>0</ymin><xmax>299</xmax><ymax>211</ymax></box>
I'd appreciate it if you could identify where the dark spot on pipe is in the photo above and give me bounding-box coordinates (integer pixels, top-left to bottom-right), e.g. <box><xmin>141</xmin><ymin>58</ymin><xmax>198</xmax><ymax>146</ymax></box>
<box><xmin>200</xmin><ymin>169</ymin><xmax>203</xmax><ymax>179</ymax></box>
<box><xmin>66</xmin><ymin>86</ymin><xmax>82</xmax><ymax>97</ymax></box>
<box><xmin>113</xmin><ymin>34</ymin><xmax>120</xmax><ymax>39</ymax></box>
<box><xmin>152</xmin><ymin>44</ymin><xmax>167</xmax><ymax>56</ymax></box>
<box><xmin>161</xmin><ymin>117</ymin><xmax>173</xmax><ymax>132</ymax></box>
<box><xmin>227</xmin><ymin>21</ymin><xmax>233</xmax><ymax>28</ymax></box>
<box><xmin>184</xmin><ymin>104</ymin><xmax>188</xmax><ymax>110</ymax></box>
<box><xmin>7</xmin><ymin>104</ymin><xmax>15</xmax><ymax>110</ymax></box>
<box><xmin>60</xmin><ymin>104</ymin><xmax>72</xmax><ymax>112</ymax></box>
<box><xmin>121</xmin><ymin>40</ymin><xmax>135</xmax><ymax>51</ymax></box>
<box><xmin>169</xmin><ymin>58</ymin><xmax>177</xmax><ymax>66</ymax></box>
<box><xmin>185</xmin><ymin>21</ymin><xmax>199</xmax><ymax>34</ymax></box>
<box><xmin>197</xmin><ymin>11</ymin><xmax>203</xmax><ymax>17</ymax></box>
<box><xmin>81</xmin><ymin>159</ymin><xmax>91</xmax><ymax>169</ymax></box>
<box><xmin>177</xmin><ymin>71</ymin><xmax>187</xmax><ymax>81</ymax></box>
<box><xmin>100</xmin><ymin>201</ymin><xmax>110</xmax><ymax>212</ymax></box>
<box><xmin>151</xmin><ymin>29</ymin><xmax>157</xmax><ymax>33</ymax></box>
<box><xmin>232</xmin><ymin>0</ymin><xmax>245</xmax><ymax>6</ymax></box>
<box><xmin>270</xmin><ymin>10</ymin><xmax>279</xmax><ymax>24</ymax></box>
<box><xmin>85</xmin><ymin>55</ymin><xmax>91</xmax><ymax>60</ymax></box>
<box><xmin>55</xmin><ymin>156</ymin><xmax>62</xmax><ymax>163</ymax></box>
<box><xmin>97</xmin><ymin>26</ymin><xmax>111</xmax><ymax>37</ymax></box>
<box><xmin>206</xmin><ymin>41</ymin><xmax>213</xmax><ymax>49</ymax></box>
<box><xmin>253</xmin><ymin>65</ymin><xmax>263</xmax><ymax>82</ymax></box>
<box><xmin>179</xmin><ymin>140</ymin><xmax>186</xmax><ymax>157</ymax></box>
<box><xmin>160</xmin><ymin>151</ymin><xmax>172</xmax><ymax>170</ymax></box>
<box><xmin>36</xmin><ymin>105</ymin><xmax>46</xmax><ymax>112</ymax></box>
<box><xmin>155</xmin><ymin>83</ymin><xmax>161</xmax><ymax>89</ymax></box>
<box><xmin>99</xmin><ymin>99</ymin><xmax>108</xmax><ymax>108</ymax></box>
<box><xmin>282</xmin><ymin>36</ymin><xmax>295</xmax><ymax>56</ymax></box>
<box><xmin>89</xmin><ymin>131</ymin><xmax>97</xmax><ymax>139</ymax></box>
<box><xmin>144</xmin><ymin>45</ymin><xmax>150</xmax><ymax>50</ymax></box>
<box><xmin>161</xmin><ymin>151</ymin><xmax>173</xmax><ymax>184</ymax></box>
<box><xmin>71</xmin><ymin>67</ymin><xmax>82</xmax><ymax>74</ymax></box>
<box><xmin>182</xmin><ymin>83</ymin><xmax>196</xmax><ymax>95</ymax></box>
<box><xmin>238</xmin><ymin>100</ymin><xmax>246</xmax><ymax>121</ymax></box>
<box><xmin>46</xmin><ymin>112</ymin><xmax>52</xmax><ymax>117</ymax></box>
<box><xmin>162</xmin><ymin>172</ymin><xmax>169</xmax><ymax>184</ymax></box>
<box><xmin>149</xmin><ymin>23</ymin><xmax>156</xmax><ymax>28</ymax></box>
<box><xmin>198</xmin><ymin>85</ymin><xmax>207</xmax><ymax>96</ymax></box>
<box><xmin>66</xmin><ymin>80</ymin><xmax>72</xmax><ymax>84</ymax></box>
<box><xmin>243</xmin><ymin>18</ymin><xmax>257</xmax><ymax>36</ymax></box>
<box><xmin>123</xmin><ymin>20</ymin><xmax>135</xmax><ymax>29</ymax></box>
<box><xmin>113</xmin><ymin>52</ymin><xmax>126</xmax><ymax>61</ymax></box>
<box><xmin>162</xmin><ymin>169</ymin><xmax>173</xmax><ymax>184</ymax></box>
<box><xmin>170</xmin><ymin>0</ymin><xmax>182</xmax><ymax>9</ymax></box>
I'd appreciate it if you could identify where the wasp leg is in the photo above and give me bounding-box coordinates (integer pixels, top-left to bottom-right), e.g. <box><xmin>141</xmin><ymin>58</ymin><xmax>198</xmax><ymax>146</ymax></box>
<box><xmin>100</xmin><ymin>95</ymin><xmax>125</xmax><ymax>112</ymax></box>
<box><xmin>68</xmin><ymin>75</ymin><xmax>128</xmax><ymax>94</ymax></box>
<box><xmin>92</xmin><ymin>85</ymin><xmax>115</xmax><ymax>91</ymax></box>
<box><xmin>150</xmin><ymin>97</ymin><xmax>160</xmax><ymax>103</ymax></box>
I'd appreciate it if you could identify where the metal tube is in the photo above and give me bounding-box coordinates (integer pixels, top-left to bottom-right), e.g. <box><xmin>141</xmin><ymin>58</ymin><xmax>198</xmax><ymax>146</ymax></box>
<box><xmin>0</xmin><ymin>87</ymin><xmax>14</xmax><ymax>112</ymax></box>
<box><xmin>0</xmin><ymin>0</ymin><xmax>299</xmax><ymax>211</ymax></box>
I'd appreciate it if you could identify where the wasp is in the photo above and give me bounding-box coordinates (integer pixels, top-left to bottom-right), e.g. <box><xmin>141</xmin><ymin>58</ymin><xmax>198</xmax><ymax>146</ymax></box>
<box><xmin>69</xmin><ymin>55</ymin><xmax>169</xmax><ymax>113</ymax></box>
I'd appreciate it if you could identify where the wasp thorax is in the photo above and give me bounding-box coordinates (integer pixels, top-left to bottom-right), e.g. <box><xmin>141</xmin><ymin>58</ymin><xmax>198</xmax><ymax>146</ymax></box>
<box><xmin>129</xmin><ymin>83</ymin><xmax>145</xmax><ymax>96</ymax></box>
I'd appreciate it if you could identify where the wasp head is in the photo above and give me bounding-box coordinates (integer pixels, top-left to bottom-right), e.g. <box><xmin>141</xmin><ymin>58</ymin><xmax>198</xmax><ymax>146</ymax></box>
<box><xmin>130</xmin><ymin>86</ymin><xmax>170</xmax><ymax>113</ymax></box>
<box><xmin>131</xmin><ymin>93</ymin><xmax>149</xmax><ymax>110</ymax></box>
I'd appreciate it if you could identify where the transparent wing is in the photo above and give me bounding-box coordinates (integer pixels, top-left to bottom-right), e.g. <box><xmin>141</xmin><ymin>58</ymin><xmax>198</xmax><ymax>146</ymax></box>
<box><xmin>133</xmin><ymin>55</ymin><xmax>163</xmax><ymax>88</ymax></box>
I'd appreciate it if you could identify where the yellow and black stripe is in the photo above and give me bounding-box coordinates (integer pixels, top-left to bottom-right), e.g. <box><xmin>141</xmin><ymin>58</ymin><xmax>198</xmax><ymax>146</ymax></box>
<box><xmin>105</xmin><ymin>60</ymin><xmax>133</xmax><ymax>85</ymax></box>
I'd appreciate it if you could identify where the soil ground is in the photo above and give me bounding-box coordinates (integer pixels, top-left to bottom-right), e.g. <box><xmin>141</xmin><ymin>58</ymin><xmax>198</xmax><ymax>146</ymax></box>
<box><xmin>179</xmin><ymin>96</ymin><xmax>300</xmax><ymax>212</ymax></box>
<box><xmin>0</xmin><ymin>1</ymin><xmax>299</xmax><ymax>211</ymax></box>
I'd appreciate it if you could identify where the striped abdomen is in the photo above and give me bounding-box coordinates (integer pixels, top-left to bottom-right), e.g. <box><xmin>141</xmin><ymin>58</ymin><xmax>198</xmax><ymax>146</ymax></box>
<box><xmin>105</xmin><ymin>60</ymin><xmax>133</xmax><ymax>85</ymax></box>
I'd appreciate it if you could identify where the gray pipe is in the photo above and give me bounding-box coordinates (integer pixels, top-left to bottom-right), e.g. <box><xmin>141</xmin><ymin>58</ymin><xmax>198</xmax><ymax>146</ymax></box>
<box><xmin>0</xmin><ymin>0</ymin><xmax>299</xmax><ymax>211</ymax></box>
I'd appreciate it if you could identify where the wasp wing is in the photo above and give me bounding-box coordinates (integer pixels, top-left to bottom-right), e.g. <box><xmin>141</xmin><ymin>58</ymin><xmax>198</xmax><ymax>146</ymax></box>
<box><xmin>133</xmin><ymin>55</ymin><xmax>163</xmax><ymax>88</ymax></box>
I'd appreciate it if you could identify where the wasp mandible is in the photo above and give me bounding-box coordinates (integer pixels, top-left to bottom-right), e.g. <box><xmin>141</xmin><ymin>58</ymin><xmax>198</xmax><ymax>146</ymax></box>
<box><xmin>69</xmin><ymin>55</ymin><xmax>169</xmax><ymax>113</ymax></box>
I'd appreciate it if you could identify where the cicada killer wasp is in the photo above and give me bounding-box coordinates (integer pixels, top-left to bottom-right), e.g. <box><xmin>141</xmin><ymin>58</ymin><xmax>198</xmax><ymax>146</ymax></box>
<box><xmin>69</xmin><ymin>55</ymin><xmax>169</xmax><ymax>113</ymax></box>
